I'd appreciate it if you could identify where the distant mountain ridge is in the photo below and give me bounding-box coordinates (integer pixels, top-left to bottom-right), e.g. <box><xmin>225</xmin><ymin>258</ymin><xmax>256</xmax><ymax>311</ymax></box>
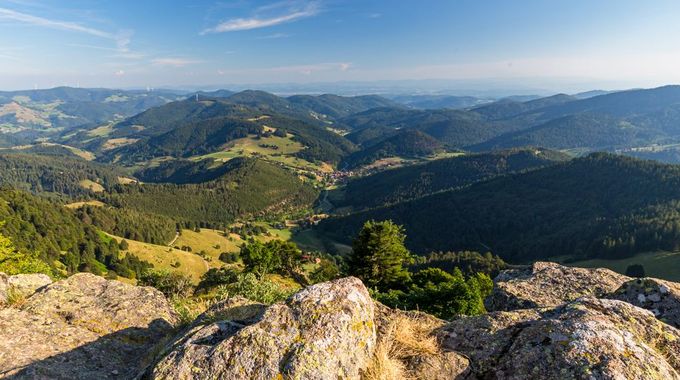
<box><xmin>0</xmin><ymin>87</ymin><xmax>182</xmax><ymax>132</ymax></box>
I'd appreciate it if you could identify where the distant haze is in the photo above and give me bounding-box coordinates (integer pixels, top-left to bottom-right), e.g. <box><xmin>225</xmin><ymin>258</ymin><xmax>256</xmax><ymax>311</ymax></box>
<box><xmin>1</xmin><ymin>0</ymin><xmax>680</xmax><ymax>92</ymax></box>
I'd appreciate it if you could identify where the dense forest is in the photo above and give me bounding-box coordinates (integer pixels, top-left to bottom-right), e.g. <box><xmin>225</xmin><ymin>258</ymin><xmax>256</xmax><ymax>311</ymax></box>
<box><xmin>337</xmin><ymin>148</ymin><xmax>568</xmax><ymax>210</ymax></box>
<box><xmin>0</xmin><ymin>153</ymin><xmax>122</xmax><ymax>197</ymax></box>
<box><xmin>0</xmin><ymin>188</ymin><xmax>150</xmax><ymax>278</ymax></box>
<box><xmin>340</xmin><ymin>130</ymin><xmax>442</xmax><ymax>169</ymax></box>
<box><xmin>75</xmin><ymin>205</ymin><xmax>176</xmax><ymax>245</ymax></box>
<box><xmin>318</xmin><ymin>153</ymin><xmax>680</xmax><ymax>262</ymax></box>
<box><xmin>103</xmin><ymin>158</ymin><xmax>318</xmax><ymax>227</ymax></box>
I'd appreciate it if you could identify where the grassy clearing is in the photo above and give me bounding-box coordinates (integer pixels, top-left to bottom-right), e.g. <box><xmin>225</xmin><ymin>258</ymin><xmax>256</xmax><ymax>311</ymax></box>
<box><xmin>108</xmin><ymin>234</ymin><xmax>210</xmax><ymax>283</ymax></box>
<box><xmin>102</xmin><ymin>137</ymin><xmax>138</xmax><ymax>151</ymax></box>
<box><xmin>64</xmin><ymin>200</ymin><xmax>105</xmax><ymax>209</ymax></box>
<box><xmin>200</xmin><ymin>134</ymin><xmax>304</xmax><ymax>159</ymax></box>
<box><xmin>86</xmin><ymin>124</ymin><xmax>114</xmax><ymax>137</ymax></box>
<box><xmin>193</xmin><ymin>133</ymin><xmax>332</xmax><ymax>174</ymax></box>
<box><xmin>11</xmin><ymin>142</ymin><xmax>95</xmax><ymax>160</ymax></box>
<box><xmin>117</xmin><ymin>176</ymin><xmax>138</xmax><ymax>184</ymax></box>
<box><xmin>175</xmin><ymin>228</ymin><xmax>242</xmax><ymax>262</ymax></box>
<box><xmin>79</xmin><ymin>179</ymin><xmax>105</xmax><ymax>192</ymax></box>
<box><xmin>566</xmin><ymin>250</ymin><xmax>680</xmax><ymax>282</ymax></box>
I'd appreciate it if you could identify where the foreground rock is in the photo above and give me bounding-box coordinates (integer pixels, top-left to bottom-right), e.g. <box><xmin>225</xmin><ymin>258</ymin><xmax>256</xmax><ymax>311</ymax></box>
<box><xmin>0</xmin><ymin>273</ymin><xmax>178</xmax><ymax>379</ymax></box>
<box><xmin>610</xmin><ymin>277</ymin><xmax>680</xmax><ymax>328</ymax></box>
<box><xmin>486</xmin><ymin>261</ymin><xmax>630</xmax><ymax>311</ymax></box>
<box><xmin>0</xmin><ymin>273</ymin><xmax>52</xmax><ymax>305</ymax></box>
<box><xmin>442</xmin><ymin>297</ymin><xmax>680</xmax><ymax>379</ymax></box>
<box><xmin>151</xmin><ymin>277</ymin><xmax>376</xmax><ymax>380</ymax></box>
<box><xmin>5</xmin><ymin>266</ymin><xmax>680</xmax><ymax>379</ymax></box>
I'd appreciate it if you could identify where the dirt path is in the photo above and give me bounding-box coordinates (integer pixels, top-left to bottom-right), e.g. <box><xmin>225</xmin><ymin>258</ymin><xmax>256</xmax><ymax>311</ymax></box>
<box><xmin>167</xmin><ymin>231</ymin><xmax>180</xmax><ymax>247</ymax></box>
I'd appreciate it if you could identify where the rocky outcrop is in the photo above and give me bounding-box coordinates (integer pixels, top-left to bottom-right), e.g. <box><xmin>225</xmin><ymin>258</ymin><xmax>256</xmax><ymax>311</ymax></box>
<box><xmin>0</xmin><ymin>273</ymin><xmax>179</xmax><ymax>379</ymax></box>
<box><xmin>0</xmin><ymin>273</ymin><xmax>52</xmax><ymax>305</ymax></box>
<box><xmin>151</xmin><ymin>277</ymin><xmax>376</xmax><ymax>380</ymax></box>
<box><xmin>441</xmin><ymin>297</ymin><xmax>680</xmax><ymax>379</ymax></box>
<box><xmin>486</xmin><ymin>261</ymin><xmax>630</xmax><ymax>311</ymax></box>
<box><xmin>5</xmin><ymin>265</ymin><xmax>680</xmax><ymax>379</ymax></box>
<box><xmin>610</xmin><ymin>277</ymin><xmax>680</xmax><ymax>328</ymax></box>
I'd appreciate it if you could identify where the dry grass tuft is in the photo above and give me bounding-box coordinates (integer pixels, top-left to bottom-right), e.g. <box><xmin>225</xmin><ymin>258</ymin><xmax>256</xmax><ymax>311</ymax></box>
<box><xmin>362</xmin><ymin>313</ymin><xmax>443</xmax><ymax>380</ymax></box>
<box><xmin>6</xmin><ymin>286</ymin><xmax>27</xmax><ymax>308</ymax></box>
<box><xmin>391</xmin><ymin>314</ymin><xmax>441</xmax><ymax>357</ymax></box>
<box><xmin>362</xmin><ymin>329</ymin><xmax>410</xmax><ymax>380</ymax></box>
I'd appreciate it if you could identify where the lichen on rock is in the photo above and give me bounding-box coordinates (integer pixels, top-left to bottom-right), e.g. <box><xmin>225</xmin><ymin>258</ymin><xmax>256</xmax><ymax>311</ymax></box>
<box><xmin>609</xmin><ymin>277</ymin><xmax>680</xmax><ymax>328</ymax></box>
<box><xmin>150</xmin><ymin>277</ymin><xmax>377</xmax><ymax>380</ymax></box>
<box><xmin>0</xmin><ymin>272</ymin><xmax>179</xmax><ymax>379</ymax></box>
<box><xmin>441</xmin><ymin>297</ymin><xmax>680</xmax><ymax>379</ymax></box>
<box><xmin>486</xmin><ymin>261</ymin><xmax>630</xmax><ymax>311</ymax></box>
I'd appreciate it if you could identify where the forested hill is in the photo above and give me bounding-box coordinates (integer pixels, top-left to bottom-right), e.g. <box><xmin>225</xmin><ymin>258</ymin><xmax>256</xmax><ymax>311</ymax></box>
<box><xmin>317</xmin><ymin>153</ymin><xmax>680</xmax><ymax>262</ymax></box>
<box><xmin>340</xmin><ymin>107</ymin><xmax>509</xmax><ymax>149</ymax></box>
<box><xmin>286</xmin><ymin>93</ymin><xmax>398</xmax><ymax>119</ymax></box>
<box><xmin>340</xmin><ymin>130</ymin><xmax>442</xmax><ymax>169</ymax></box>
<box><xmin>469</xmin><ymin>113</ymin><xmax>641</xmax><ymax>151</ymax></box>
<box><xmin>336</xmin><ymin>148</ymin><xmax>570</xmax><ymax>211</ymax></box>
<box><xmin>102</xmin><ymin>113</ymin><xmax>356</xmax><ymax>165</ymax></box>
<box><xmin>103</xmin><ymin>157</ymin><xmax>318</xmax><ymax>227</ymax></box>
<box><xmin>0</xmin><ymin>153</ymin><xmax>123</xmax><ymax>197</ymax></box>
<box><xmin>0</xmin><ymin>189</ymin><xmax>149</xmax><ymax>278</ymax></box>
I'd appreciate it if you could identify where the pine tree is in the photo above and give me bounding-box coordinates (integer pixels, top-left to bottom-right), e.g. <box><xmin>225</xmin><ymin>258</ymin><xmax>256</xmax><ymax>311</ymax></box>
<box><xmin>348</xmin><ymin>220</ymin><xmax>413</xmax><ymax>290</ymax></box>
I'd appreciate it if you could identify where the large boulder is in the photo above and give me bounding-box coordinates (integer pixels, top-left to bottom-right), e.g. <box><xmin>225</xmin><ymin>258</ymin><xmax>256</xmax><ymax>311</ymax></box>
<box><xmin>0</xmin><ymin>273</ymin><xmax>179</xmax><ymax>379</ymax></box>
<box><xmin>441</xmin><ymin>297</ymin><xmax>680</xmax><ymax>379</ymax></box>
<box><xmin>486</xmin><ymin>262</ymin><xmax>630</xmax><ymax>311</ymax></box>
<box><xmin>609</xmin><ymin>277</ymin><xmax>680</xmax><ymax>328</ymax></box>
<box><xmin>150</xmin><ymin>277</ymin><xmax>376</xmax><ymax>380</ymax></box>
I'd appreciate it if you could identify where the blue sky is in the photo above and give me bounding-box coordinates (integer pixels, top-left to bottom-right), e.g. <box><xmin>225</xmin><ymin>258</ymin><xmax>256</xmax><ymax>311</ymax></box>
<box><xmin>1</xmin><ymin>0</ymin><xmax>680</xmax><ymax>92</ymax></box>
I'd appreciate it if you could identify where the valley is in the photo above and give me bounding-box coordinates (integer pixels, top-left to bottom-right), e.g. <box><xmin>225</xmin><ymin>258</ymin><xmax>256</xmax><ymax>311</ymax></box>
<box><xmin>7</xmin><ymin>85</ymin><xmax>680</xmax><ymax>286</ymax></box>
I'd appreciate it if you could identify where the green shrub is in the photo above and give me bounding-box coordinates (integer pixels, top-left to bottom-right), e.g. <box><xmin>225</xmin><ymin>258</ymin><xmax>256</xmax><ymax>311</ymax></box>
<box><xmin>139</xmin><ymin>269</ymin><xmax>193</xmax><ymax>298</ymax></box>
<box><xmin>215</xmin><ymin>273</ymin><xmax>293</xmax><ymax>304</ymax></box>
<box><xmin>197</xmin><ymin>267</ymin><xmax>239</xmax><ymax>291</ymax></box>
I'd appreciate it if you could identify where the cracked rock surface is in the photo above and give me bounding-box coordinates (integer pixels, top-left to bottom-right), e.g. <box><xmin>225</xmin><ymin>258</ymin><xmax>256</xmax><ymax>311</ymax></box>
<box><xmin>441</xmin><ymin>297</ymin><xmax>680</xmax><ymax>379</ymax></box>
<box><xmin>150</xmin><ymin>277</ymin><xmax>376</xmax><ymax>380</ymax></box>
<box><xmin>485</xmin><ymin>261</ymin><xmax>630</xmax><ymax>311</ymax></box>
<box><xmin>0</xmin><ymin>273</ymin><xmax>178</xmax><ymax>379</ymax></box>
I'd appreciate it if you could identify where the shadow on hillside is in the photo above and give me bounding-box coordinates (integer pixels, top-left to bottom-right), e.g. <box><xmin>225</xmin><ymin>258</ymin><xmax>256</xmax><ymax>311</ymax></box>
<box><xmin>2</xmin><ymin>319</ymin><xmax>173</xmax><ymax>380</ymax></box>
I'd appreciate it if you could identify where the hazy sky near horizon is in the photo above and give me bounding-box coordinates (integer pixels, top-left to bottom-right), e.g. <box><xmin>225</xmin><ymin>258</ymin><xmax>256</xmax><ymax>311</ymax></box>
<box><xmin>1</xmin><ymin>0</ymin><xmax>680</xmax><ymax>92</ymax></box>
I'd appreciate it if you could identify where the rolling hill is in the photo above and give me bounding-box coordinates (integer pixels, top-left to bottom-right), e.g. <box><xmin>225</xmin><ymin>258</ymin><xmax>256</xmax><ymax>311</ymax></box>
<box><xmin>103</xmin><ymin>157</ymin><xmax>318</xmax><ymax>226</ymax></box>
<box><xmin>341</xmin><ymin>107</ymin><xmax>511</xmax><ymax>148</ymax></box>
<box><xmin>468</xmin><ymin>113</ymin><xmax>642</xmax><ymax>151</ymax></box>
<box><xmin>335</xmin><ymin>148</ymin><xmax>570</xmax><ymax>210</ymax></box>
<box><xmin>0</xmin><ymin>152</ymin><xmax>124</xmax><ymax>197</ymax></box>
<box><xmin>340</xmin><ymin>130</ymin><xmax>442</xmax><ymax>169</ymax></box>
<box><xmin>317</xmin><ymin>153</ymin><xmax>680</xmax><ymax>263</ymax></box>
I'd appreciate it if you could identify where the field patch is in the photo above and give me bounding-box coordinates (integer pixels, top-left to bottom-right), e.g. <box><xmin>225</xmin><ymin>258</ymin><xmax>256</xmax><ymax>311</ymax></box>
<box><xmin>108</xmin><ymin>234</ymin><xmax>210</xmax><ymax>283</ymax></box>
<box><xmin>102</xmin><ymin>137</ymin><xmax>138</xmax><ymax>151</ymax></box>
<box><xmin>65</xmin><ymin>200</ymin><xmax>106</xmax><ymax>209</ymax></box>
<box><xmin>79</xmin><ymin>179</ymin><xmax>105</xmax><ymax>192</ymax></box>
<box><xmin>192</xmin><ymin>133</ymin><xmax>331</xmax><ymax>173</ymax></box>
<box><xmin>175</xmin><ymin>228</ymin><xmax>243</xmax><ymax>262</ymax></box>
<box><xmin>566</xmin><ymin>251</ymin><xmax>680</xmax><ymax>282</ymax></box>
